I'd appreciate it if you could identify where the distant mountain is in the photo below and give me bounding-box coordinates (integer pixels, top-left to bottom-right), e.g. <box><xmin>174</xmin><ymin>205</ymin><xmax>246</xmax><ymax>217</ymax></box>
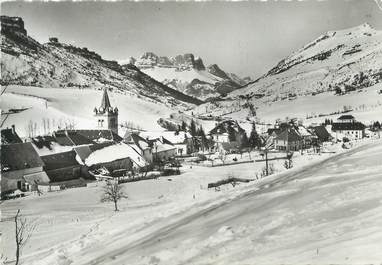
<box><xmin>0</xmin><ymin>16</ymin><xmax>202</xmax><ymax>107</ymax></box>
<box><xmin>126</xmin><ymin>52</ymin><xmax>249</xmax><ymax>100</ymax></box>
<box><xmin>229</xmin><ymin>23</ymin><xmax>382</xmax><ymax>101</ymax></box>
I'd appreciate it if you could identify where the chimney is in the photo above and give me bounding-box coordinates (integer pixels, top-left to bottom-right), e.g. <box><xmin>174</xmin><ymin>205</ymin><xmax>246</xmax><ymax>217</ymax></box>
<box><xmin>11</xmin><ymin>124</ymin><xmax>16</xmax><ymax>135</ymax></box>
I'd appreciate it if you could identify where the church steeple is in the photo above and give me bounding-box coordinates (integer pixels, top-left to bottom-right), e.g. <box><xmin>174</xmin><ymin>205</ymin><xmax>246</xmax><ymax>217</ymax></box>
<box><xmin>94</xmin><ymin>88</ymin><xmax>119</xmax><ymax>135</ymax></box>
<box><xmin>100</xmin><ymin>88</ymin><xmax>112</xmax><ymax>111</ymax></box>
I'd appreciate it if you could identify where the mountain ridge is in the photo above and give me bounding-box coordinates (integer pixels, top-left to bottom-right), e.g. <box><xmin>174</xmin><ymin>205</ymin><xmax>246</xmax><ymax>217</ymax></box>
<box><xmin>126</xmin><ymin>51</ymin><xmax>251</xmax><ymax>100</ymax></box>
<box><xmin>228</xmin><ymin>22</ymin><xmax>382</xmax><ymax>102</ymax></box>
<box><xmin>0</xmin><ymin>16</ymin><xmax>203</xmax><ymax>107</ymax></box>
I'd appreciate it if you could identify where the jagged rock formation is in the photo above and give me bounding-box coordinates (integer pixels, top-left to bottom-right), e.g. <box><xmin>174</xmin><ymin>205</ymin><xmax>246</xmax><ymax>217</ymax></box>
<box><xmin>130</xmin><ymin>52</ymin><xmax>249</xmax><ymax>100</ymax></box>
<box><xmin>0</xmin><ymin>16</ymin><xmax>202</xmax><ymax>107</ymax></box>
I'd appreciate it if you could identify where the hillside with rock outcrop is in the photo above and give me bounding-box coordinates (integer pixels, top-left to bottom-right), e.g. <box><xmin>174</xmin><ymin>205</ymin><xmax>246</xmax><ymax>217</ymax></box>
<box><xmin>189</xmin><ymin>23</ymin><xmax>382</xmax><ymax>125</ymax></box>
<box><xmin>229</xmin><ymin>23</ymin><xmax>382</xmax><ymax>102</ymax></box>
<box><xmin>125</xmin><ymin>52</ymin><xmax>250</xmax><ymax>100</ymax></box>
<box><xmin>0</xmin><ymin>16</ymin><xmax>202</xmax><ymax>107</ymax></box>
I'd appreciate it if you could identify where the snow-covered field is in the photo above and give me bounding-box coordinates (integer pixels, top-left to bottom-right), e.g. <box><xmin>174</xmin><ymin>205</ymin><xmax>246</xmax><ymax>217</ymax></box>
<box><xmin>1</xmin><ymin>138</ymin><xmax>381</xmax><ymax>264</ymax></box>
<box><xmin>192</xmin><ymin>83</ymin><xmax>382</xmax><ymax>126</ymax></box>
<box><xmin>1</xmin><ymin>86</ymin><xmax>175</xmax><ymax>138</ymax></box>
<box><xmin>142</xmin><ymin>67</ymin><xmax>222</xmax><ymax>85</ymax></box>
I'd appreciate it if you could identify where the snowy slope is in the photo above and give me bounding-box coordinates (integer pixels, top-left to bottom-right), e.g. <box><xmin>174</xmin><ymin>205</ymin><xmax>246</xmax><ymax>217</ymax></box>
<box><xmin>128</xmin><ymin>52</ymin><xmax>248</xmax><ymax>100</ymax></box>
<box><xmin>0</xmin><ymin>16</ymin><xmax>202</xmax><ymax>107</ymax></box>
<box><xmin>1</xmin><ymin>86</ymin><xmax>175</xmax><ymax>138</ymax></box>
<box><xmin>230</xmin><ymin>23</ymin><xmax>382</xmax><ymax>101</ymax></box>
<box><xmin>192</xmin><ymin>23</ymin><xmax>382</xmax><ymax>125</ymax></box>
<box><xmin>1</xmin><ymin>138</ymin><xmax>381</xmax><ymax>264</ymax></box>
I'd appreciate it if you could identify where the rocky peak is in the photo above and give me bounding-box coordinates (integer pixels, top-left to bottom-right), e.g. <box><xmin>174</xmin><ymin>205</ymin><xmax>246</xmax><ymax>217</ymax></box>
<box><xmin>193</xmin><ymin>57</ymin><xmax>205</xmax><ymax>71</ymax></box>
<box><xmin>1</xmin><ymin>16</ymin><xmax>27</xmax><ymax>36</ymax></box>
<box><xmin>158</xmin><ymin>56</ymin><xmax>172</xmax><ymax>66</ymax></box>
<box><xmin>140</xmin><ymin>52</ymin><xmax>158</xmax><ymax>60</ymax></box>
<box><xmin>207</xmin><ymin>64</ymin><xmax>229</xmax><ymax>80</ymax></box>
<box><xmin>173</xmin><ymin>53</ymin><xmax>194</xmax><ymax>68</ymax></box>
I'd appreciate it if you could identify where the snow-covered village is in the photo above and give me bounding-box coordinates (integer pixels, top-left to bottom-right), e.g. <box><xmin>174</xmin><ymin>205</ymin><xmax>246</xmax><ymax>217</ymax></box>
<box><xmin>1</xmin><ymin>1</ymin><xmax>382</xmax><ymax>265</ymax></box>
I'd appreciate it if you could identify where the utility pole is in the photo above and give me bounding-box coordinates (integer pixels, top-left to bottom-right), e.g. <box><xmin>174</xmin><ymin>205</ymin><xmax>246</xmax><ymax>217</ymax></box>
<box><xmin>265</xmin><ymin>147</ymin><xmax>269</xmax><ymax>176</ymax></box>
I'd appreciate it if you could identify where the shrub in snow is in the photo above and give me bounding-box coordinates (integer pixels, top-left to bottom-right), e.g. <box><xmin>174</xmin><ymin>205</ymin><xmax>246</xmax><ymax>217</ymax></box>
<box><xmin>100</xmin><ymin>181</ymin><xmax>128</xmax><ymax>211</ymax></box>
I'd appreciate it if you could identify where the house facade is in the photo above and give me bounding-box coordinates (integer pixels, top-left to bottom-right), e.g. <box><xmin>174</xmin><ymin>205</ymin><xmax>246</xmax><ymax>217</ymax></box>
<box><xmin>332</xmin><ymin>122</ymin><xmax>365</xmax><ymax>140</ymax></box>
<box><xmin>274</xmin><ymin>128</ymin><xmax>303</xmax><ymax>152</ymax></box>
<box><xmin>1</xmin><ymin>142</ymin><xmax>46</xmax><ymax>197</ymax></box>
<box><xmin>332</xmin><ymin>115</ymin><xmax>365</xmax><ymax>140</ymax></box>
<box><xmin>41</xmin><ymin>150</ymin><xmax>91</xmax><ymax>186</ymax></box>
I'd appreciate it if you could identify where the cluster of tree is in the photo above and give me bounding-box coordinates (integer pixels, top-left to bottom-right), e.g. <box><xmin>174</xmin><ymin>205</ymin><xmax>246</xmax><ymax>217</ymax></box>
<box><xmin>371</xmin><ymin>121</ymin><xmax>381</xmax><ymax>131</ymax></box>
<box><xmin>324</xmin><ymin>118</ymin><xmax>334</xmax><ymax>125</ymax></box>
<box><xmin>25</xmin><ymin>118</ymin><xmax>76</xmax><ymax>138</ymax></box>
<box><xmin>176</xmin><ymin>119</ymin><xmax>213</xmax><ymax>153</ymax></box>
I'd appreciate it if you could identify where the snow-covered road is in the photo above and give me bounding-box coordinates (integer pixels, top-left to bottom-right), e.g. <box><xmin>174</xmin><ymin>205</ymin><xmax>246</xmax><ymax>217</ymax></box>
<box><xmin>71</xmin><ymin>140</ymin><xmax>382</xmax><ymax>265</ymax></box>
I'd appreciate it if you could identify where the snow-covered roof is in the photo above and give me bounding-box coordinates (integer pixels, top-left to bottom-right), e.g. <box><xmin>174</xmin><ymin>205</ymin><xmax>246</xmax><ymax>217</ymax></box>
<box><xmin>140</xmin><ymin>131</ymin><xmax>191</xmax><ymax>144</ymax></box>
<box><xmin>297</xmin><ymin>126</ymin><xmax>313</xmax><ymax>137</ymax></box>
<box><xmin>85</xmin><ymin>143</ymin><xmax>147</xmax><ymax>167</ymax></box>
<box><xmin>155</xmin><ymin>143</ymin><xmax>177</xmax><ymax>153</ymax></box>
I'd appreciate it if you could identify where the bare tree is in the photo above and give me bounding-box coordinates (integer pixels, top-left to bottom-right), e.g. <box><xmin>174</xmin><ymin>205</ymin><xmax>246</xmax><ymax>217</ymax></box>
<box><xmin>101</xmin><ymin>181</ymin><xmax>128</xmax><ymax>211</ymax></box>
<box><xmin>14</xmin><ymin>209</ymin><xmax>36</xmax><ymax>265</ymax></box>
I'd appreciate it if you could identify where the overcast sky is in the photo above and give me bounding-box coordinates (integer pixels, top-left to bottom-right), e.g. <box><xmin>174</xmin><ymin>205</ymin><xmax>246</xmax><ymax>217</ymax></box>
<box><xmin>2</xmin><ymin>0</ymin><xmax>382</xmax><ymax>78</ymax></box>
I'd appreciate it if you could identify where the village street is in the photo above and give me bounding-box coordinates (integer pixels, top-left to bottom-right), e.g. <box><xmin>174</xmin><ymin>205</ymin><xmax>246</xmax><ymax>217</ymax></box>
<box><xmin>2</xmin><ymin>139</ymin><xmax>381</xmax><ymax>265</ymax></box>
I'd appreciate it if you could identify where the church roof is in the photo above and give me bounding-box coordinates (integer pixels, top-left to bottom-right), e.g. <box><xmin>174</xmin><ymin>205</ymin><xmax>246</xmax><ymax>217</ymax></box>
<box><xmin>100</xmin><ymin>89</ymin><xmax>112</xmax><ymax>109</ymax></box>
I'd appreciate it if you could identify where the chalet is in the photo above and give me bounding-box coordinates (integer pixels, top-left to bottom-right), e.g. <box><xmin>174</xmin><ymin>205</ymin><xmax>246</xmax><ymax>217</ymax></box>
<box><xmin>140</xmin><ymin>131</ymin><xmax>193</xmax><ymax>156</ymax></box>
<box><xmin>210</xmin><ymin>120</ymin><xmax>246</xmax><ymax>143</ymax></box>
<box><xmin>41</xmin><ymin>150</ymin><xmax>92</xmax><ymax>187</ymax></box>
<box><xmin>84</xmin><ymin>143</ymin><xmax>147</xmax><ymax>178</ymax></box>
<box><xmin>132</xmin><ymin>132</ymin><xmax>177</xmax><ymax>162</ymax></box>
<box><xmin>130</xmin><ymin>133</ymin><xmax>154</xmax><ymax>164</ymax></box>
<box><xmin>151</xmin><ymin>138</ymin><xmax>177</xmax><ymax>162</ymax></box>
<box><xmin>209</xmin><ymin>120</ymin><xmax>248</xmax><ymax>153</ymax></box>
<box><xmin>274</xmin><ymin>128</ymin><xmax>303</xmax><ymax>152</ymax></box>
<box><xmin>1</xmin><ymin>142</ymin><xmax>47</xmax><ymax>197</ymax></box>
<box><xmin>311</xmin><ymin>125</ymin><xmax>332</xmax><ymax>143</ymax></box>
<box><xmin>332</xmin><ymin>115</ymin><xmax>365</xmax><ymax>140</ymax></box>
<box><xmin>296</xmin><ymin>125</ymin><xmax>317</xmax><ymax>149</ymax></box>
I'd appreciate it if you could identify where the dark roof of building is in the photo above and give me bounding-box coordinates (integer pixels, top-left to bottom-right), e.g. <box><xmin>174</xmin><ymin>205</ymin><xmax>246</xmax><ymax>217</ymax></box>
<box><xmin>312</xmin><ymin>126</ymin><xmax>331</xmax><ymax>141</ymax></box>
<box><xmin>41</xmin><ymin>150</ymin><xmax>80</xmax><ymax>171</ymax></box>
<box><xmin>131</xmin><ymin>133</ymin><xmax>152</xmax><ymax>150</ymax></box>
<box><xmin>1</xmin><ymin>127</ymin><xmax>22</xmax><ymax>145</ymax></box>
<box><xmin>332</xmin><ymin>122</ymin><xmax>365</xmax><ymax>131</ymax></box>
<box><xmin>1</xmin><ymin>142</ymin><xmax>45</xmax><ymax>171</ymax></box>
<box><xmin>69</xmin><ymin>130</ymin><xmax>122</xmax><ymax>143</ymax></box>
<box><xmin>53</xmin><ymin>131</ymin><xmax>76</xmax><ymax>146</ymax></box>
<box><xmin>274</xmin><ymin>128</ymin><xmax>302</xmax><ymax>142</ymax></box>
<box><xmin>100</xmin><ymin>89</ymin><xmax>112</xmax><ymax>109</ymax></box>
<box><xmin>267</xmin><ymin>128</ymin><xmax>281</xmax><ymax>136</ymax></box>
<box><xmin>73</xmin><ymin>145</ymin><xmax>92</xmax><ymax>162</ymax></box>
<box><xmin>66</xmin><ymin>131</ymin><xmax>95</xmax><ymax>145</ymax></box>
<box><xmin>338</xmin><ymin>115</ymin><xmax>355</xmax><ymax>120</ymax></box>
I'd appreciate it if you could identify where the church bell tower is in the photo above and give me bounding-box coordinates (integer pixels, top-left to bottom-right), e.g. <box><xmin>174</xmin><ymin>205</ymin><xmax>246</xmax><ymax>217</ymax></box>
<box><xmin>94</xmin><ymin>89</ymin><xmax>118</xmax><ymax>134</ymax></box>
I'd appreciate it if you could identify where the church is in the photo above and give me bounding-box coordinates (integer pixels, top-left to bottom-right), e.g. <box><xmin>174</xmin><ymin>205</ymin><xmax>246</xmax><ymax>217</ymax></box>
<box><xmin>93</xmin><ymin>88</ymin><xmax>119</xmax><ymax>135</ymax></box>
